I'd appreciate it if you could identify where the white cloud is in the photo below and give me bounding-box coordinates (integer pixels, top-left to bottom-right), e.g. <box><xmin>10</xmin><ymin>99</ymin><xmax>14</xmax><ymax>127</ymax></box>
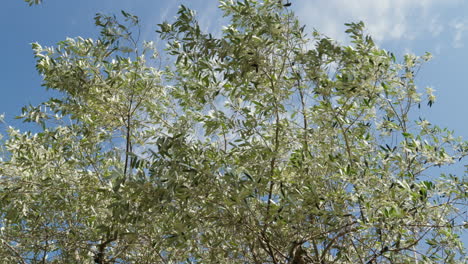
<box><xmin>450</xmin><ymin>18</ymin><xmax>468</xmax><ymax>48</ymax></box>
<box><xmin>294</xmin><ymin>0</ymin><xmax>459</xmax><ymax>44</ymax></box>
<box><xmin>145</xmin><ymin>0</ymin><xmax>460</xmax><ymax>47</ymax></box>
<box><xmin>429</xmin><ymin>16</ymin><xmax>444</xmax><ymax>37</ymax></box>
<box><xmin>143</xmin><ymin>0</ymin><xmax>466</xmax><ymax>55</ymax></box>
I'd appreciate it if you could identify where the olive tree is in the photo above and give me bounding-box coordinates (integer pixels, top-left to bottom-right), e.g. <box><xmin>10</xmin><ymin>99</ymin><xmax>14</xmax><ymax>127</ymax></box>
<box><xmin>1</xmin><ymin>0</ymin><xmax>466</xmax><ymax>263</ymax></box>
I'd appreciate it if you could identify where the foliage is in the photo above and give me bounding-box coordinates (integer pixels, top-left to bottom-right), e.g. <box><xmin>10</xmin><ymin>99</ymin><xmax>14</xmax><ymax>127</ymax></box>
<box><xmin>2</xmin><ymin>1</ymin><xmax>467</xmax><ymax>263</ymax></box>
<box><xmin>24</xmin><ymin>0</ymin><xmax>42</xmax><ymax>6</ymax></box>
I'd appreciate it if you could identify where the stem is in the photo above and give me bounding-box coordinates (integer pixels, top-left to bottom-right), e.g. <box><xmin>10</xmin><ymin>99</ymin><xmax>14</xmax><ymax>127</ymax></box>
<box><xmin>123</xmin><ymin>101</ymin><xmax>132</xmax><ymax>182</ymax></box>
<box><xmin>94</xmin><ymin>236</ymin><xmax>117</xmax><ymax>264</ymax></box>
<box><xmin>41</xmin><ymin>236</ymin><xmax>49</xmax><ymax>264</ymax></box>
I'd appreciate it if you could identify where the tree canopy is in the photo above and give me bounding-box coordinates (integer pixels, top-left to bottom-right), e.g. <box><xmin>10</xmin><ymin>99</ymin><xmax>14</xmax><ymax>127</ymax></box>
<box><xmin>2</xmin><ymin>0</ymin><xmax>467</xmax><ymax>263</ymax></box>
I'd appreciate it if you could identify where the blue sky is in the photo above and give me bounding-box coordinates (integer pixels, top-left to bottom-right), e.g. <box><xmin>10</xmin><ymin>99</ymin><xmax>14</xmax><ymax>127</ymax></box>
<box><xmin>2</xmin><ymin>0</ymin><xmax>467</xmax><ymax>135</ymax></box>
<box><xmin>1</xmin><ymin>0</ymin><xmax>467</xmax><ymax>241</ymax></box>
<box><xmin>2</xmin><ymin>0</ymin><xmax>466</xmax><ymax>182</ymax></box>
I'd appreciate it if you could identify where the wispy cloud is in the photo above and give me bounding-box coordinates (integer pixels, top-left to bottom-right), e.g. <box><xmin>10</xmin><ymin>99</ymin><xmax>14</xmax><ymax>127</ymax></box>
<box><xmin>141</xmin><ymin>0</ymin><xmax>467</xmax><ymax>55</ymax></box>
<box><xmin>294</xmin><ymin>0</ymin><xmax>460</xmax><ymax>44</ymax></box>
<box><xmin>450</xmin><ymin>18</ymin><xmax>468</xmax><ymax>48</ymax></box>
<box><xmin>428</xmin><ymin>16</ymin><xmax>444</xmax><ymax>37</ymax></box>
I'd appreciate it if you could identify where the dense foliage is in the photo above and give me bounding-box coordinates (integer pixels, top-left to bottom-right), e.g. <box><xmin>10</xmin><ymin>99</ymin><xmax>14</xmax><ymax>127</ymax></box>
<box><xmin>2</xmin><ymin>0</ymin><xmax>467</xmax><ymax>263</ymax></box>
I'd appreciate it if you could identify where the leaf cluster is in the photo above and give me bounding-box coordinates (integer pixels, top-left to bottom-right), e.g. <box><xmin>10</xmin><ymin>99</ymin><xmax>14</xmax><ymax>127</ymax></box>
<box><xmin>2</xmin><ymin>1</ymin><xmax>467</xmax><ymax>263</ymax></box>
